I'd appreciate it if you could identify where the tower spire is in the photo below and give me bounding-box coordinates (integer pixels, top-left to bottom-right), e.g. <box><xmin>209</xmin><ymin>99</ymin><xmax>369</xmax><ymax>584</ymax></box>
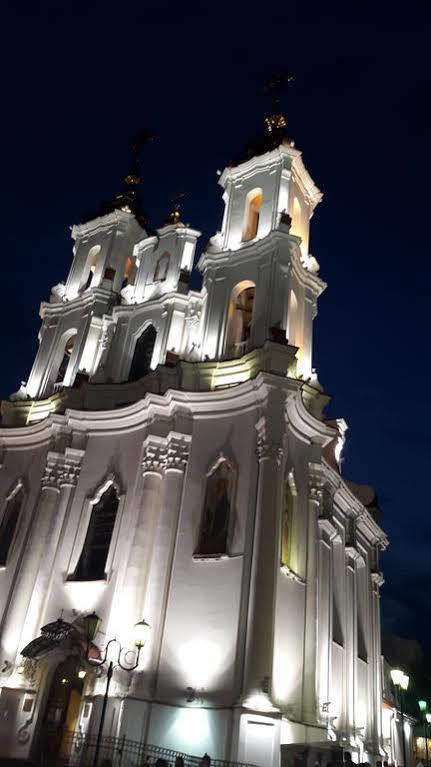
<box><xmin>264</xmin><ymin>72</ymin><xmax>294</xmax><ymax>139</ymax></box>
<box><xmin>108</xmin><ymin>130</ymin><xmax>155</xmax><ymax>222</ymax></box>
<box><xmin>166</xmin><ymin>191</ymin><xmax>186</xmax><ymax>226</ymax></box>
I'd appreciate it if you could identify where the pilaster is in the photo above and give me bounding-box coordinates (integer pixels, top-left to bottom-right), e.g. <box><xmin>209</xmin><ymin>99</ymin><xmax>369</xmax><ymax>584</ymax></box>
<box><xmin>301</xmin><ymin>464</ymin><xmax>323</xmax><ymax>724</ymax></box>
<box><xmin>242</xmin><ymin>415</ymin><xmax>283</xmax><ymax>709</ymax></box>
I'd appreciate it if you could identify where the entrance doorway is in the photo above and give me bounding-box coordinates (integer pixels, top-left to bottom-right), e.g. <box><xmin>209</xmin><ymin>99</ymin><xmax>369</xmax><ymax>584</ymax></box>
<box><xmin>40</xmin><ymin>656</ymin><xmax>84</xmax><ymax>762</ymax></box>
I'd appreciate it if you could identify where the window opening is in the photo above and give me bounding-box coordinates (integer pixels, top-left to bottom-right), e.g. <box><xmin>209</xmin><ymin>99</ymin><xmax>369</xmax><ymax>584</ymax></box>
<box><xmin>154</xmin><ymin>252</ymin><xmax>170</xmax><ymax>282</ymax></box>
<box><xmin>196</xmin><ymin>459</ymin><xmax>233</xmax><ymax>556</ymax></box>
<box><xmin>242</xmin><ymin>189</ymin><xmax>262</xmax><ymax>242</ymax></box>
<box><xmin>281</xmin><ymin>479</ymin><xmax>294</xmax><ymax>567</ymax></box>
<box><xmin>128</xmin><ymin>325</ymin><xmax>157</xmax><ymax>382</ymax></box>
<box><xmin>0</xmin><ymin>488</ymin><xmax>23</xmax><ymax>566</ymax></box>
<box><xmin>81</xmin><ymin>244</ymin><xmax>101</xmax><ymax>291</ymax></box>
<box><xmin>226</xmin><ymin>283</ymin><xmax>255</xmax><ymax>359</ymax></box>
<box><xmin>72</xmin><ymin>485</ymin><xmax>119</xmax><ymax>580</ymax></box>
<box><xmin>56</xmin><ymin>333</ymin><xmax>77</xmax><ymax>384</ymax></box>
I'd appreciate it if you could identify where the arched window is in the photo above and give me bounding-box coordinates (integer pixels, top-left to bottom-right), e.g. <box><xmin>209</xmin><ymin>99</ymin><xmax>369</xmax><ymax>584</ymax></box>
<box><xmin>287</xmin><ymin>289</ymin><xmax>298</xmax><ymax>347</ymax></box>
<box><xmin>0</xmin><ymin>487</ymin><xmax>23</xmax><ymax>566</ymax></box>
<box><xmin>81</xmin><ymin>245</ymin><xmax>101</xmax><ymax>291</ymax></box>
<box><xmin>55</xmin><ymin>332</ymin><xmax>77</xmax><ymax>384</ymax></box>
<box><xmin>242</xmin><ymin>188</ymin><xmax>262</xmax><ymax>242</ymax></box>
<box><xmin>196</xmin><ymin>459</ymin><xmax>233</xmax><ymax>556</ymax></box>
<box><xmin>154</xmin><ymin>252</ymin><xmax>170</xmax><ymax>282</ymax></box>
<box><xmin>128</xmin><ymin>324</ymin><xmax>157</xmax><ymax>382</ymax></box>
<box><xmin>281</xmin><ymin>476</ymin><xmax>294</xmax><ymax>567</ymax></box>
<box><xmin>226</xmin><ymin>281</ymin><xmax>256</xmax><ymax>359</ymax></box>
<box><xmin>72</xmin><ymin>484</ymin><xmax>119</xmax><ymax>581</ymax></box>
<box><xmin>122</xmin><ymin>256</ymin><xmax>135</xmax><ymax>288</ymax></box>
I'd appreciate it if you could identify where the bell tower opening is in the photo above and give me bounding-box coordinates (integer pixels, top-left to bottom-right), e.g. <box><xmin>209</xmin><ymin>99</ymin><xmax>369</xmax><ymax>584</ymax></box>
<box><xmin>242</xmin><ymin>188</ymin><xmax>262</xmax><ymax>242</ymax></box>
<box><xmin>128</xmin><ymin>324</ymin><xmax>157</xmax><ymax>381</ymax></box>
<box><xmin>225</xmin><ymin>281</ymin><xmax>256</xmax><ymax>359</ymax></box>
<box><xmin>54</xmin><ymin>331</ymin><xmax>77</xmax><ymax>386</ymax></box>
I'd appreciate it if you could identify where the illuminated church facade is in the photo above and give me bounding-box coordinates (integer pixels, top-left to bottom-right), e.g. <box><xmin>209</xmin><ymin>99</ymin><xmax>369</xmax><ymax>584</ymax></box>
<box><xmin>0</xmin><ymin>113</ymin><xmax>397</xmax><ymax>766</ymax></box>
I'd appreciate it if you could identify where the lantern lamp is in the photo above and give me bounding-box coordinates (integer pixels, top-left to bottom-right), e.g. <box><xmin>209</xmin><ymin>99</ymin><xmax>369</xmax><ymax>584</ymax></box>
<box><xmin>133</xmin><ymin>619</ymin><xmax>151</xmax><ymax>649</ymax></box>
<box><xmin>84</xmin><ymin>611</ymin><xmax>102</xmax><ymax>642</ymax></box>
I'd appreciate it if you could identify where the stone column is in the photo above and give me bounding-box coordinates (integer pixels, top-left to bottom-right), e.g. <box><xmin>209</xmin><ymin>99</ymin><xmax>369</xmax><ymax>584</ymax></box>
<box><xmin>18</xmin><ymin>449</ymin><xmax>84</xmax><ymax>652</ymax></box>
<box><xmin>242</xmin><ymin>418</ymin><xmax>283</xmax><ymax>706</ymax></box>
<box><xmin>301</xmin><ymin>469</ymin><xmax>323</xmax><ymax>723</ymax></box>
<box><xmin>1</xmin><ymin>457</ymin><xmax>62</xmax><ymax>666</ymax></box>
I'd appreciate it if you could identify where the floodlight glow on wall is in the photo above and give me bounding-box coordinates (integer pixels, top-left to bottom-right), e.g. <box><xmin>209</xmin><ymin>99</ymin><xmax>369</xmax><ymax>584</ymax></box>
<box><xmin>390</xmin><ymin>668</ymin><xmax>404</xmax><ymax>687</ymax></box>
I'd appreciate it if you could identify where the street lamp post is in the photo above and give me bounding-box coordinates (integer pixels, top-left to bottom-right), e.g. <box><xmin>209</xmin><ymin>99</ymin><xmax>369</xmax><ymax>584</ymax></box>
<box><xmin>84</xmin><ymin>612</ymin><xmax>150</xmax><ymax>767</ymax></box>
<box><xmin>391</xmin><ymin>669</ymin><xmax>409</xmax><ymax>767</ymax></box>
<box><xmin>418</xmin><ymin>701</ymin><xmax>429</xmax><ymax>767</ymax></box>
<box><xmin>426</xmin><ymin>713</ymin><xmax>431</xmax><ymax>767</ymax></box>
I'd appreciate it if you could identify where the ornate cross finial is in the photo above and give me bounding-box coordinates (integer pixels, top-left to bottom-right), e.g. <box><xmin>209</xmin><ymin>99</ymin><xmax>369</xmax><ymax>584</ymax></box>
<box><xmin>110</xmin><ymin>130</ymin><xmax>156</xmax><ymax>218</ymax></box>
<box><xmin>264</xmin><ymin>72</ymin><xmax>294</xmax><ymax>136</ymax></box>
<box><xmin>124</xmin><ymin>130</ymin><xmax>156</xmax><ymax>188</ymax></box>
<box><xmin>166</xmin><ymin>191</ymin><xmax>186</xmax><ymax>226</ymax></box>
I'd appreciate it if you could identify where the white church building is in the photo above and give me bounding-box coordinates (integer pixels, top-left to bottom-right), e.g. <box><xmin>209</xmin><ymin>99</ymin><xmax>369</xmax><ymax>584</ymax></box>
<box><xmin>0</xmin><ymin>109</ymin><xmax>397</xmax><ymax>767</ymax></box>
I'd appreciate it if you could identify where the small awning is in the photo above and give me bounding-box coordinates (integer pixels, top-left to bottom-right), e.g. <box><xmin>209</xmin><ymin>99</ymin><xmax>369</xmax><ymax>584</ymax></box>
<box><xmin>21</xmin><ymin>617</ymin><xmax>101</xmax><ymax>661</ymax></box>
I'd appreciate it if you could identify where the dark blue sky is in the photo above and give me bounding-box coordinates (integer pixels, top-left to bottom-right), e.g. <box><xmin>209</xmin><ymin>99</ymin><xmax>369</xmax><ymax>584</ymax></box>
<box><xmin>1</xmin><ymin>1</ymin><xmax>430</xmax><ymax>642</ymax></box>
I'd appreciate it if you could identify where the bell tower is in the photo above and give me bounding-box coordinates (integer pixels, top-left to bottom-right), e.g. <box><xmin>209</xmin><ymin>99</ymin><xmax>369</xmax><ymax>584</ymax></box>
<box><xmin>198</xmin><ymin>81</ymin><xmax>325</xmax><ymax>379</ymax></box>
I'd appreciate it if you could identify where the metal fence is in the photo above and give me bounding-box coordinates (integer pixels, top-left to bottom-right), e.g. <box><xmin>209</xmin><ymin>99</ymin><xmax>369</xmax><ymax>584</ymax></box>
<box><xmin>48</xmin><ymin>731</ymin><xmax>257</xmax><ymax>767</ymax></box>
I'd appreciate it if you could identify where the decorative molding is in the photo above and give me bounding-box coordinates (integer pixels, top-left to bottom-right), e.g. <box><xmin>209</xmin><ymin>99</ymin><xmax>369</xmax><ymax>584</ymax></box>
<box><xmin>280</xmin><ymin>563</ymin><xmax>306</xmax><ymax>585</ymax></box>
<box><xmin>371</xmin><ymin>570</ymin><xmax>385</xmax><ymax>587</ymax></box>
<box><xmin>318</xmin><ymin>516</ymin><xmax>338</xmax><ymax>542</ymax></box>
<box><xmin>255</xmin><ymin>418</ymin><xmax>283</xmax><ymax>464</ymax></box>
<box><xmin>88</xmin><ymin>471</ymin><xmax>122</xmax><ymax>503</ymax></box>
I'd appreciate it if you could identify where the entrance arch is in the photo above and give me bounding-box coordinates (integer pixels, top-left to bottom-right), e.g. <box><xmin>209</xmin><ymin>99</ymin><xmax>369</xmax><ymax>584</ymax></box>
<box><xmin>39</xmin><ymin>656</ymin><xmax>84</xmax><ymax>762</ymax></box>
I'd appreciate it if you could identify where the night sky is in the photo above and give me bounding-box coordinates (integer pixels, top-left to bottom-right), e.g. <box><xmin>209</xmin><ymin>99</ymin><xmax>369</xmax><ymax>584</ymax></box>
<box><xmin>1</xmin><ymin>1</ymin><xmax>430</xmax><ymax>644</ymax></box>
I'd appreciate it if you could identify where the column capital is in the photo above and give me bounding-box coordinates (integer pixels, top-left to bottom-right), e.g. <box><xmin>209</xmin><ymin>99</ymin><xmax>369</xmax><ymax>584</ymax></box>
<box><xmin>256</xmin><ymin>436</ymin><xmax>283</xmax><ymax>463</ymax></box>
<box><xmin>142</xmin><ymin>433</ymin><xmax>191</xmax><ymax>475</ymax></box>
<box><xmin>42</xmin><ymin>448</ymin><xmax>84</xmax><ymax>490</ymax></box>
<box><xmin>255</xmin><ymin>418</ymin><xmax>283</xmax><ymax>464</ymax></box>
<box><xmin>142</xmin><ymin>439</ymin><xmax>167</xmax><ymax>475</ymax></box>
<box><xmin>165</xmin><ymin>433</ymin><xmax>191</xmax><ymax>472</ymax></box>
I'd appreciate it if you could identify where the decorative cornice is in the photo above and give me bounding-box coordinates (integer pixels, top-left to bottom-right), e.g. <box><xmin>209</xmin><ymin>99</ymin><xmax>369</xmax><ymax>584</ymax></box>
<box><xmin>371</xmin><ymin>570</ymin><xmax>385</xmax><ymax>587</ymax></box>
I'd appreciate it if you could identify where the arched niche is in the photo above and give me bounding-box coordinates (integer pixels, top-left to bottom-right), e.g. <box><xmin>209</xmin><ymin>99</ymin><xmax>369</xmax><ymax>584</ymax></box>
<box><xmin>287</xmin><ymin>289</ymin><xmax>299</xmax><ymax>347</ymax></box>
<box><xmin>242</xmin><ymin>188</ymin><xmax>262</xmax><ymax>242</ymax></box>
<box><xmin>0</xmin><ymin>482</ymin><xmax>24</xmax><ymax>566</ymax></box>
<box><xmin>196</xmin><ymin>457</ymin><xmax>235</xmax><ymax>557</ymax></box>
<box><xmin>225</xmin><ymin>280</ymin><xmax>256</xmax><ymax>359</ymax></box>
<box><xmin>128</xmin><ymin>324</ymin><xmax>157</xmax><ymax>381</ymax></box>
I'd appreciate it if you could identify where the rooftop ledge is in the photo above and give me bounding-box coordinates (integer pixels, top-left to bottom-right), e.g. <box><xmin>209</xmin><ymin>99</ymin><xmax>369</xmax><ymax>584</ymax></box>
<box><xmin>1</xmin><ymin>341</ymin><xmax>329</xmax><ymax>427</ymax></box>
